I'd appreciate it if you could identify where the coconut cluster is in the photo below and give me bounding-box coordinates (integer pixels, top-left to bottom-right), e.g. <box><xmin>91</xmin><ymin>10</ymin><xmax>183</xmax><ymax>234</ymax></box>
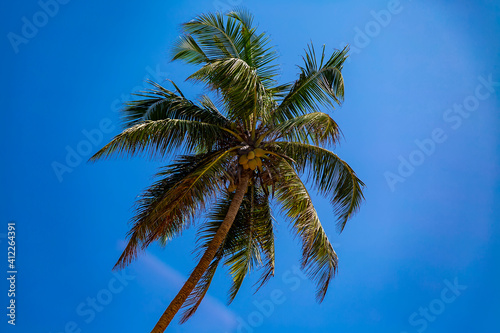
<box><xmin>227</xmin><ymin>148</ymin><xmax>268</xmax><ymax>192</ymax></box>
<box><xmin>239</xmin><ymin>148</ymin><xmax>265</xmax><ymax>170</ymax></box>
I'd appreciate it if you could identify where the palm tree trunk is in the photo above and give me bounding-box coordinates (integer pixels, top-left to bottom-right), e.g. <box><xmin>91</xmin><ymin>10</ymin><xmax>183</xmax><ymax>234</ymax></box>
<box><xmin>150</xmin><ymin>172</ymin><xmax>251</xmax><ymax>332</ymax></box>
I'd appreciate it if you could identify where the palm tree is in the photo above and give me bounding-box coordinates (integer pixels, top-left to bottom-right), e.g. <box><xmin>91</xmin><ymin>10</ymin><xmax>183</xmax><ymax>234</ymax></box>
<box><xmin>91</xmin><ymin>10</ymin><xmax>364</xmax><ymax>332</ymax></box>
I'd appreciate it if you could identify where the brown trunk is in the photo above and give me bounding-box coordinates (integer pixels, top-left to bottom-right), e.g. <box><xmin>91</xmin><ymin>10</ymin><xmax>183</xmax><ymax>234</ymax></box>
<box><xmin>150</xmin><ymin>172</ymin><xmax>251</xmax><ymax>333</ymax></box>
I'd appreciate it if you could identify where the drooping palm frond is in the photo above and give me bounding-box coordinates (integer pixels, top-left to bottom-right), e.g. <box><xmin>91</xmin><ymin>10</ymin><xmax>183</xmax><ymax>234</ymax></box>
<box><xmin>178</xmin><ymin>247</ymin><xmax>224</xmax><ymax>324</ymax></box>
<box><xmin>270</xmin><ymin>45</ymin><xmax>349</xmax><ymax>123</ymax></box>
<box><xmin>223</xmin><ymin>185</ymin><xmax>274</xmax><ymax>302</ymax></box>
<box><xmin>272</xmin><ymin>142</ymin><xmax>365</xmax><ymax>231</ymax></box>
<box><xmin>114</xmin><ymin>149</ymin><xmax>236</xmax><ymax>269</ymax></box>
<box><xmin>180</xmin><ymin>184</ymin><xmax>274</xmax><ymax>320</ymax></box>
<box><xmin>273</xmin><ymin>160</ymin><xmax>338</xmax><ymax>302</ymax></box>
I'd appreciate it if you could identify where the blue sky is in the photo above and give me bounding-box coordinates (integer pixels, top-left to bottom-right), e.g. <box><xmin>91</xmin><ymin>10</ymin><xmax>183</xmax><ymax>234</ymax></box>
<box><xmin>1</xmin><ymin>0</ymin><xmax>499</xmax><ymax>332</ymax></box>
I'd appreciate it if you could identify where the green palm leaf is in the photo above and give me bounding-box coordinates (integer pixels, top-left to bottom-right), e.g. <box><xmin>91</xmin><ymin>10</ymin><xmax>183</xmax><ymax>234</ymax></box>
<box><xmin>89</xmin><ymin>119</ymin><xmax>229</xmax><ymax>161</ymax></box>
<box><xmin>266</xmin><ymin>111</ymin><xmax>342</xmax><ymax>145</ymax></box>
<box><xmin>114</xmin><ymin>149</ymin><xmax>236</xmax><ymax>269</ymax></box>
<box><xmin>181</xmin><ymin>12</ymin><xmax>242</xmax><ymax>60</ymax></box>
<box><xmin>271</xmin><ymin>45</ymin><xmax>349</xmax><ymax>123</ymax></box>
<box><xmin>122</xmin><ymin>80</ymin><xmax>228</xmax><ymax>127</ymax></box>
<box><xmin>178</xmin><ymin>248</ymin><xmax>223</xmax><ymax>324</ymax></box>
<box><xmin>224</xmin><ymin>185</ymin><xmax>275</xmax><ymax>302</ymax></box>
<box><xmin>227</xmin><ymin>9</ymin><xmax>279</xmax><ymax>85</ymax></box>
<box><xmin>272</xmin><ymin>142</ymin><xmax>365</xmax><ymax>231</ymax></box>
<box><xmin>183</xmin><ymin>184</ymin><xmax>274</xmax><ymax>315</ymax></box>
<box><xmin>273</xmin><ymin>160</ymin><xmax>338</xmax><ymax>302</ymax></box>
<box><xmin>188</xmin><ymin>57</ymin><xmax>269</xmax><ymax>121</ymax></box>
<box><xmin>172</xmin><ymin>34</ymin><xmax>211</xmax><ymax>64</ymax></box>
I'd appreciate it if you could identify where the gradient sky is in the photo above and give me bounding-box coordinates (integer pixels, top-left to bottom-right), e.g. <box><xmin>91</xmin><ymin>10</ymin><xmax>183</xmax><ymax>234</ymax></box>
<box><xmin>2</xmin><ymin>0</ymin><xmax>499</xmax><ymax>332</ymax></box>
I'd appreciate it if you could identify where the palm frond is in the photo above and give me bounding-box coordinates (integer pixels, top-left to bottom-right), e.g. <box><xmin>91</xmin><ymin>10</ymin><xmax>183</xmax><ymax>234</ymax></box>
<box><xmin>122</xmin><ymin>80</ymin><xmax>228</xmax><ymax>127</ymax></box>
<box><xmin>179</xmin><ymin>248</ymin><xmax>223</xmax><ymax>323</ymax></box>
<box><xmin>175</xmin><ymin>11</ymin><xmax>279</xmax><ymax>86</ymax></box>
<box><xmin>173</xmin><ymin>11</ymin><xmax>278</xmax><ymax>124</ymax></box>
<box><xmin>272</xmin><ymin>142</ymin><xmax>365</xmax><ymax>231</ymax></box>
<box><xmin>193</xmin><ymin>185</ymin><xmax>274</xmax><ymax>304</ymax></box>
<box><xmin>227</xmin><ymin>9</ymin><xmax>279</xmax><ymax>86</ymax></box>
<box><xmin>271</xmin><ymin>44</ymin><xmax>349</xmax><ymax>123</ymax></box>
<box><xmin>266</xmin><ymin>112</ymin><xmax>342</xmax><ymax>146</ymax></box>
<box><xmin>188</xmin><ymin>57</ymin><xmax>268</xmax><ymax>121</ymax></box>
<box><xmin>89</xmin><ymin>119</ymin><xmax>229</xmax><ymax>162</ymax></box>
<box><xmin>114</xmin><ymin>149</ymin><xmax>235</xmax><ymax>269</ymax></box>
<box><xmin>172</xmin><ymin>34</ymin><xmax>211</xmax><ymax>65</ymax></box>
<box><xmin>178</xmin><ymin>12</ymin><xmax>242</xmax><ymax>60</ymax></box>
<box><xmin>273</xmin><ymin>160</ymin><xmax>338</xmax><ymax>302</ymax></box>
<box><xmin>224</xmin><ymin>185</ymin><xmax>274</xmax><ymax>302</ymax></box>
<box><xmin>197</xmin><ymin>95</ymin><xmax>225</xmax><ymax>120</ymax></box>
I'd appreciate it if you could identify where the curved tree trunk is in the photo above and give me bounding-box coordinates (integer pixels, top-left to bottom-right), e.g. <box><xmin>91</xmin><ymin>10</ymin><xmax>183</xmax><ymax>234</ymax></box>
<box><xmin>150</xmin><ymin>172</ymin><xmax>251</xmax><ymax>333</ymax></box>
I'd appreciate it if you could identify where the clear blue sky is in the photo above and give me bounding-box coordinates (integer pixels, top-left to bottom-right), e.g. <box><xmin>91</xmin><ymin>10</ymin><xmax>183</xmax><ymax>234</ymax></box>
<box><xmin>2</xmin><ymin>0</ymin><xmax>499</xmax><ymax>332</ymax></box>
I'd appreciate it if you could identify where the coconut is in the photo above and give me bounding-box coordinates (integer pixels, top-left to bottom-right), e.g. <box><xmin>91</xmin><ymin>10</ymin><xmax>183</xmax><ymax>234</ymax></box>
<box><xmin>239</xmin><ymin>154</ymin><xmax>248</xmax><ymax>165</ymax></box>
<box><xmin>254</xmin><ymin>148</ymin><xmax>265</xmax><ymax>157</ymax></box>
<box><xmin>248</xmin><ymin>159</ymin><xmax>257</xmax><ymax>170</ymax></box>
<box><xmin>255</xmin><ymin>157</ymin><xmax>262</xmax><ymax>167</ymax></box>
<box><xmin>228</xmin><ymin>184</ymin><xmax>237</xmax><ymax>192</ymax></box>
<box><xmin>247</xmin><ymin>151</ymin><xmax>255</xmax><ymax>160</ymax></box>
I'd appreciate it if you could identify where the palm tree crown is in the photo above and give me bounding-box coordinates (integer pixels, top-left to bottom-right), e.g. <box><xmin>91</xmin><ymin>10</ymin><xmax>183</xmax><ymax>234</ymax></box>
<box><xmin>91</xmin><ymin>10</ymin><xmax>364</xmax><ymax>331</ymax></box>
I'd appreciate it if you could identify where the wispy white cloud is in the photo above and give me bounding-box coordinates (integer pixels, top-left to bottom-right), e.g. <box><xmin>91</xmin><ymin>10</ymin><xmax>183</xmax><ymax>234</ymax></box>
<box><xmin>116</xmin><ymin>240</ymin><xmax>239</xmax><ymax>331</ymax></box>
